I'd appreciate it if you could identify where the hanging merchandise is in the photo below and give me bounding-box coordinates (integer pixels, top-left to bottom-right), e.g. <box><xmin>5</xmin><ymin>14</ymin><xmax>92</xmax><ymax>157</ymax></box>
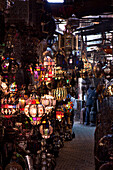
<box><xmin>52</xmin><ymin>87</ymin><xmax>67</xmax><ymax>101</ymax></box>
<box><xmin>19</xmin><ymin>97</ymin><xmax>26</xmax><ymax>111</ymax></box>
<box><xmin>9</xmin><ymin>82</ymin><xmax>18</xmax><ymax>94</ymax></box>
<box><xmin>41</xmin><ymin>95</ymin><xmax>56</xmax><ymax>107</ymax></box>
<box><xmin>41</xmin><ymin>95</ymin><xmax>56</xmax><ymax>114</ymax></box>
<box><xmin>103</xmin><ymin>61</ymin><xmax>113</xmax><ymax>80</ymax></box>
<box><xmin>41</xmin><ymin>96</ymin><xmax>50</xmax><ymax>107</ymax></box>
<box><xmin>93</xmin><ymin>61</ymin><xmax>103</xmax><ymax>78</ymax></box>
<box><xmin>1</xmin><ymin>59</ymin><xmax>10</xmax><ymax>74</ymax></box>
<box><xmin>24</xmin><ymin>104</ymin><xmax>44</xmax><ymax>125</ymax></box>
<box><xmin>10</xmin><ymin>60</ymin><xmax>18</xmax><ymax>74</ymax></box>
<box><xmin>107</xmin><ymin>79</ymin><xmax>113</xmax><ymax>96</ymax></box>
<box><xmin>39</xmin><ymin>119</ymin><xmax>53</xmax><ymax>139</ymax></box>
<box><xmin>0</xmin><ymin>75</ymin><xmax>8</xmax><ymax>95</ymax></box>
<box><xmin>56</xmin><ymin>110</ymin><xmax>64</xmax><ymax>121</ymax></box>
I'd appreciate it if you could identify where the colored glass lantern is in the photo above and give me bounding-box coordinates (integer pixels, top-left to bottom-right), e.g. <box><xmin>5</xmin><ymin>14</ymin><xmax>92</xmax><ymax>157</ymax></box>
<box><xmin>19</xmin><ymin>97</ymin><xmax>26</xmax><ymax>110</ymax></box>
<box><xmin>56</xmin><ymin>111</ymin><xmax>64</xmax><ymax>121</ymax></box>
<box><xmin>39</xmin><ymin>120</ymin><xmax>53</xmax><ymax>139</ymax></box>
<box><xmin>9</xmin><ymin>82</ymin><xmax>17</xmax><ymax>93</ymax></box>
<box><xmin>24</xmin><ymin>104</ymin><xmax>44</xmax><ymax>125</ymax></box>
<box><xmin>29</xmin><ymin>104</ymin><xmax>44</xmax><ymax>118</ymax></box>
<box><xmin>41</xmin><ymin>97</ymin><xmax>50</xmax><ymax>106</ymax></box>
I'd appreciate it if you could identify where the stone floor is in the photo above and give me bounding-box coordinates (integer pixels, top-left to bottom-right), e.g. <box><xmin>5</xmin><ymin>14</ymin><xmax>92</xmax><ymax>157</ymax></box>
<box><xmin>55</xmin><ymin>122</ymin><xmax>96</xmax><ymax>170</ymax></box>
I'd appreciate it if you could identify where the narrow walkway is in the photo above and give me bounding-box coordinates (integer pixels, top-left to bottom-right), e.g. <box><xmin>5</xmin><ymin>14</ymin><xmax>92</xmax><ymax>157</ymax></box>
<box><xmin>55</xmin><ymin>122</ymin><xmax>95</xmax><ymax>170</ymax></box>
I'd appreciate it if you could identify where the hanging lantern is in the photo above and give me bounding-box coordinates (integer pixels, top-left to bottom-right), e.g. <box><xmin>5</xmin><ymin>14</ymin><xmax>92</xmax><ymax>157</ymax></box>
<box><xmin>10</xmin><ymin>60</ymin><xmax>18</xmax><ymax>74</ymax></box>
<box><xmin>41</xmin><ymin>96</ymin><xmax>50</xmax><ymax>106</ymax></box>
<box><xmin>41</xmin><ymin>95</ymin><xmax>56</xmax><ymax>107</ymax></box>
<box><xmin>103</xmin><ymin>61</ymin><xmax>112</xmax><ymax>80</ymax></box>
<box><xmin>9</xmin><ymin>82</ymin><xmax>17</xmax><ymax>93</ymax></box>
<box><xmin>0</xmin><ymin>81</ymin><xmax>8</xmax><ymax>94</ymax></box>
<box><xmin>24</xmin><ymin>105</ymin><xmax>29</xmax><ymax>117</ymax></box>
<box><xmin>1</xmin><ymin>96</ymin><xmax>17</xmax><ymax>116</ymax></box>
<box><xmin>52</xmin><ymin>87</ymin><xmax>67</xmax><ymax>101</ymax></box>
<box><xmin>56</xmin><ymin>110</ymin><xmax>64</xmax><ymax>121</ymax></box>
<box><xmin>1</xmin><ymin>59</ymin><xmax>10</xmax><ymax>74</ymax></box>
<box><xmin>39</xmin><ymin>119</ymin><xmax>53</xmax><ymax>139</ymax></box>
<box><xmin>93</xmin><ymin>62</ymin><xmax>103</xmax><ymax>78</ymax></box>
<box><xmin>24</xmin><ymin>104</ymin><xmax>44</xmax><ymax>125</ymax></box>
<box><xmin>19</xmin><ymin>97</ymin><xmax>26</xmax><ymax>111</ymax></box>
<box><xmin>107</xmin><ymin>80</ymin><xmax>113</xmax><ymax>96</ymax></box>
<box><xmin>29</xmin><ymin>104</ymin><xmax>44</xmax><ymax>118</ymax></box>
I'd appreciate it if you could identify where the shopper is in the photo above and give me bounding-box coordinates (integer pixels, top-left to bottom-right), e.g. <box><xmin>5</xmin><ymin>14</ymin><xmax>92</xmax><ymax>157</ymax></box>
<box><xmin>85</xmin><ymin>85</ymin><xmax>96</xmax><ymax>125</ymax></box>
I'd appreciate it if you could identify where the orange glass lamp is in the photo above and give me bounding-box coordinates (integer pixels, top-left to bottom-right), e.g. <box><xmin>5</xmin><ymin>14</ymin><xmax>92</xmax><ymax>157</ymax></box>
<box><xmin>56</xmin><ymin>111</ymin><xmax>64</xmax><ymax>121</ymax></box>
<box><xmin>19</xmin><ymin>97</ymin><xmax>26</xmax><ymax>111</ymax></box>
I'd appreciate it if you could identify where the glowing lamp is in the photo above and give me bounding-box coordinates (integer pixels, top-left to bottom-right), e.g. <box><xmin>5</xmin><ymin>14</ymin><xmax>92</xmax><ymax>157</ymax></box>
<box><xmin>24</xmin><ymin>105</ymin><xmax>30</xmax><ymax>117</ymax></box>
<box><xmin>9</xmin><ymin>82</ymin><xmax>17</xmax><ymax>93</ymax></box>
<box><xmin>108</xmin><ymin>85</ymin><xmax>113</xmax><ymax>96</ymax></box>
<box><xmin>28</xmin><ymin>104</ymin><xmax>44</xmax><ymax>118</ymax></box>
<box><xmin>19</xmin><ymin>97</ymin><xmax>26</xmax><ymax>110</ymax></box>
<box><xmin>56</xmin><ymin>111</ymin><xmax>64</xmax><ymax>121</ymax></box>
<box><xmin>39</xmin><ymin>120</ymin><xmax>53</xmax><ymax>139</ymax></box>
<box><xmin>41</xmin><ymin>96</ymin><xmax>50</xmax><ymax>106</ymax></box>
<box><xmin>29</xmin><ymin>105</ymin><xmax>37</xmax><ymax>117</ymax></box>
<box><xmin>45</xmin><ymin>106</ymin><xmax>53</xmax><ymax>114</ymax></box>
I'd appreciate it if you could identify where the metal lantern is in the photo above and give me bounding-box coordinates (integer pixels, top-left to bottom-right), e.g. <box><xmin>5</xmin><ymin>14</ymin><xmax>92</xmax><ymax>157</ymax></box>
<box><xmin>10</xmin><ymin>60</ymin><xmax>18</xmax><ymax>74</ymax></box>
<box><xmin>52</xmin><ymin>87</ymin><xmax>67</xmax><ymax>101</ymax></box>
<box><xmin>19</xmin><ymin>97</ymin><xmax>26</xmax><ymax>110</ymax></box>
<box><xmin>103</xmin><ymin>61</ymin><xmax>111</xmax><ymax>80</ymax></box>
<box><xmin>39</xmin><ymin>120</ymin><xmax>53</xmax><ymax>139</ymax></box>
<box><xmin>93</xmin><ymin>62</ymin><xmax>103</xmax><ymax>78</ymax></box>
<box><xmin>1</xmin><ymin>59</ymin><xmax>10</xmax><ymax>73</ymax></box>
<box><xmin>1</xmin><ymin>96</ymin><xmax>17</xmax><ymax>116</ymax></box>
<box><xmin>107</xmin><ymin>80</ymin><xmax>113</xmax><ymax>96</ymax></box>
<box><xmin>0</xmin><ymin>81</ymin><xmax>8</xmax><ymax>93</ymax></box>
<box><xmin>95</xmin><ymin>132</ymin><xmax>113</xmax><ymax>170</ymax></box>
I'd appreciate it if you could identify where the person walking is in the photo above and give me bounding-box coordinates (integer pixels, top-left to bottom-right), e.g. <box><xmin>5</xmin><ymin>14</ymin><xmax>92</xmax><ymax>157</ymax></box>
<box><xmin>85</xmin><ymin>85</ymin><xmax>96</xmax><ymax>125</ymax></box>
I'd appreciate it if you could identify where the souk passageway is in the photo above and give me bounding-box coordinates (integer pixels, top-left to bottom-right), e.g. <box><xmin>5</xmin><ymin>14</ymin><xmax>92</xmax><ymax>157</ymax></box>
<box><xmin>55</xmin><ymin>122</ymin><xmax>95</xmax><ymax>170</ymax></box>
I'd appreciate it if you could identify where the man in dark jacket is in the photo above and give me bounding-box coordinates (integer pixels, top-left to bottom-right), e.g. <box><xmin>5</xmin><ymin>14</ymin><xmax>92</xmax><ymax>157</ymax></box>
<box><xmin>85</xmin><ymin>85</ymin><xmax>96</xmax><ymax>125</ymax></box>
